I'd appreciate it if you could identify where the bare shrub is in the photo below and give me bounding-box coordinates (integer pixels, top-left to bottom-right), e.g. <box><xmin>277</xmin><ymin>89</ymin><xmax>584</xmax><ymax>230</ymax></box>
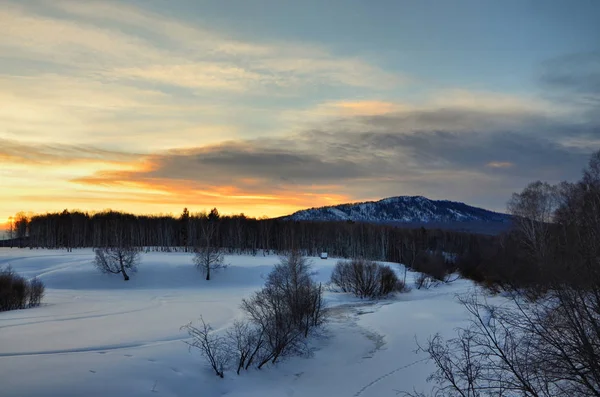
<box><xmin>226</xmin><ymin>320</ymin><xmax>264</xmax><ymax>374</ymax></box>
<box><xmin>380</xmin><ymin>265</ymin><xmax>406</xmax><ymax>295</ymax></box>
<box><xmin>351</xmin><ymin>259</ymin><xmax>380</xmax><ymax>298</ymax></box>
<box><xmin>184</xmin><ymin>252</ymin><xmax>325</xmax><ymax>376</ymax></box>
<box><xmin>0</xmin><ymin>266</ymin><xmax>45</xmax><ymax>311</ymax></box>
<box><xmin>331</xmin><ymin>260</ymin><xmax>353</xmax><ymax>292</ymax></box>
<box><xmin>331</xmin><ymin>259</ymin><xmax>405</xmax><ymax>298</ymax></box>
<box><xmin>9</xmin><ymin>272</ymin><xmax>28</xmax><ymax>310</ymax></box>
<box><xmin>242</xmin><ymin>286</ymin><xmax>305</xmax><ymax>368</ymax></box>
<box><xmin>28</xmin><ymin>277</ymin><xmax>44</xmax><ymax>307</ymax></box>
<box><xmin>181</xmin><ymin>316</ymin><xmax>229</xmax><ymax>378</ymax></box>
<box><xmin>414</xmin><ymin>272</ymin><xmax>436</xmax><ymax>290</ymax></box>
<box><xmin>241</xmin><ymin>251</ymin><xmax>324</xmax><ymax>368</ymax></box>
<box><xmin>412</xmin><ymin>251</ymin><xmax>448</xmax><ymax>281</ymax></box>
<box><xmin>268</xmin><ymin>251</ymin><xmax>325</xmax><ymax>336</ymax></box>
<box><xmin>94</xmin><ymin>247</ymin><xmax>140</xmax><ymax>281</ymax></box>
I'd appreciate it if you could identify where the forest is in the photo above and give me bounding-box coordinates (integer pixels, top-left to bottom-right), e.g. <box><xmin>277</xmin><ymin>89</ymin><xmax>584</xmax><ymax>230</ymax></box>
<box><xmin>2</xmin><ymin>207</ymin><xmax>491</xmax><ymax>269</ymax></box>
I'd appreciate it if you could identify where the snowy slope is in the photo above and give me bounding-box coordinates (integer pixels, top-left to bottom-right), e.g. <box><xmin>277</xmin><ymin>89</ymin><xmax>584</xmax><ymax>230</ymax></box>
<box><xmin>286</xmin><ymin>195</ymin><xmax>511</xmax><ymax>224</ymax></box>
<box><xmin>0</xmin><ymin>248</ymin><xmax>482</xmax><ymax>397</ymax></box>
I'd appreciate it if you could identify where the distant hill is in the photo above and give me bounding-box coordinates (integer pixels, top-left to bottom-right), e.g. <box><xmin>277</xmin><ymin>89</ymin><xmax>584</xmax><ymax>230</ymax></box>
<box><xmin>284</xmin><ymin>196</ymin><xmax>512</xmax><ymax>234</ymax></box>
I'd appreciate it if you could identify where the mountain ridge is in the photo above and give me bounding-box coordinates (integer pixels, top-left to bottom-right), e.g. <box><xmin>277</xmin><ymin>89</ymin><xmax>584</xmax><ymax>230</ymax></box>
<box><xmin>284</xmin><ymin>196</ymin><xmax>511</xmax><ymax>233</ymax></box>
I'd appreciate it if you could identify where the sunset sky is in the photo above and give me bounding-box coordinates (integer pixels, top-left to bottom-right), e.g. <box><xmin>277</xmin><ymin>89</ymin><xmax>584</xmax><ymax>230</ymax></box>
<box><xmin>1</xmin><ymin>0</ymin><xmax>599</xmax><ymax>228</ymax></box>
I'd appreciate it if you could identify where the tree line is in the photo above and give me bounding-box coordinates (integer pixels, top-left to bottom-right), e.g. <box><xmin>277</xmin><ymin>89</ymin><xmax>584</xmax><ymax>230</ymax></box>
<box><xmin>3</xmin><ymin>207</ymin><xmax>493</xmax><ymax>267</ymax></box>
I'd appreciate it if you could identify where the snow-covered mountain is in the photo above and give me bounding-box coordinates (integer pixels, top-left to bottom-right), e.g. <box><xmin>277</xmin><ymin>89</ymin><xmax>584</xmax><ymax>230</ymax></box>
<box><xmin>285</xmin><ymin>196</ymin><xmax>511</xmax><ymax>226</ymax></box>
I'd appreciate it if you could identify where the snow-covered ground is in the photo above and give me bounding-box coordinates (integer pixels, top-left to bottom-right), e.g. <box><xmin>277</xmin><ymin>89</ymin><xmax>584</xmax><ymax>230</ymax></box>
<box><xmin>0</xmin><ymin>248</ymin><xmax>476</xmax><ymax>397</ymax></box>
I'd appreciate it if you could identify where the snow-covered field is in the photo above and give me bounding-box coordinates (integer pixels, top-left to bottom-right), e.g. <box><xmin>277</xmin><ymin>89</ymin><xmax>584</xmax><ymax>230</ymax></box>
<box><xmin>0</xmin><ymin>248</ymin><xmax>476</xmax><ymax>397</ymax></box>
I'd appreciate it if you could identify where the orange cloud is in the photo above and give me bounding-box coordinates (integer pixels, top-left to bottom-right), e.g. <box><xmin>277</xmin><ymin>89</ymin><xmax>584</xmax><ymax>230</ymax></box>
<box><xmin>47</xmin><ymin>140</ymin><xmax>357</xmax><ymax>219</ymax></box>
<box><xmin>70</xmin><ymin>169</ymin><xmax>350</xmax><ymax>216</ymax></box>
<box><xmin>486</xmin><ymin>161</ymin><xmax>514</xmax><ymax>168</ymax></box>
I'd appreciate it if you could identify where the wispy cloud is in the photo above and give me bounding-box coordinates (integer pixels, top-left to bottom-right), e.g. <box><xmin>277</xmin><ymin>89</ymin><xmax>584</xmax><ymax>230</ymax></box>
<box><xmin>0</xmin><ymin>138</ymin><xmax>139</xmax><ymax>165</ymax></box>
<box><xmin>0</xmin><ymin>0</ymin><xmax>403</xmax><ymax>152</ymax></box>
<box><xmin>540</xmin><ymin>52</ymin><xmax>600</xmax><ymax>112</ymax></box>
<box><xmin>113</xmin><ymin>63</ymin><xmax>268</xmax><ymax>92</ymax></box>
<box><xmin>0</xmin><ymin>74</ymin><xmax>240</xmax><ymax>150</ymax></box>
<box><xmin>1</xmin><ymin>1</ymin><xmax>400</xmax><ymax>92</ymax></box>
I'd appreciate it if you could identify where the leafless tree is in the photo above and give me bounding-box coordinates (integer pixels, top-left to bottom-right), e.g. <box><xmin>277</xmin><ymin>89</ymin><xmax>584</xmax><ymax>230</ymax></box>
<box><xmin>193</xmin><ymin>246</ymin><xmax>226</xmax><ymax>281</ymax></box>
<box><xmin>93</xmin><ymin>247</ymin><xmax>139</xmax><ymax>281</ymax></box>
<box><xmin>194</xmin><ymin>247</ymin><xmax>227</xmax><ymax>280</ymax></box>
<box><xmin>181</xmin><ymin>316</ymin><xmax>229</xmax><ymax>378</ymax></box>
<box><xmin>406</xmin><ymin>330</ymin><xmax>482</xmax><ymax>397</ymax></box>
<box><xmin>408</xmin><ymin>292</ymin><xmax>600</xmax><ymax>397</ymax></box>
<box><xmin>507</xmin><ymin>181</ymin><xmax>559</xmax><ymax>267</ymax></box>
<box><xmin>194</xmin><ymin>208</ymin><xmax>226</xmax><ymax>280</ymax></box>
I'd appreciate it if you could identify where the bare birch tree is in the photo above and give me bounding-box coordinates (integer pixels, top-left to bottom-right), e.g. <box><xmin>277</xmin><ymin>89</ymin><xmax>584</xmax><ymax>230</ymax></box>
<box><xmin>94</xmin><ymin>247</ymin><xmax>140</xmax><ymax>281</ymax></box>
<box><xmin>194</xmin><ymin>208</ymin><xmax>226</xmax><ymax>280</ymax></box>
<box><xmin>507</xmin><ymin>181</ymin><xmax>559</xmax><ymax>267</ymax></box>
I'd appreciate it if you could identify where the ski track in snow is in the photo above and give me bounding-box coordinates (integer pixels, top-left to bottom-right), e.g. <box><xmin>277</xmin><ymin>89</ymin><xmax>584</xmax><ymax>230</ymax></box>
<box><xmin>0</xmin><ymin>301</ymin><xmax>163</xmax><ymax>330</ymax></box>
<box><xmin>353</xmin><ymin>358</ymin><xmax>429</xmax><ymax>397</ymax></box>
<box><xmin>0</xmin><ymin>336</ymin><xmax>188</xmax><ymax>357</ymax></box>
